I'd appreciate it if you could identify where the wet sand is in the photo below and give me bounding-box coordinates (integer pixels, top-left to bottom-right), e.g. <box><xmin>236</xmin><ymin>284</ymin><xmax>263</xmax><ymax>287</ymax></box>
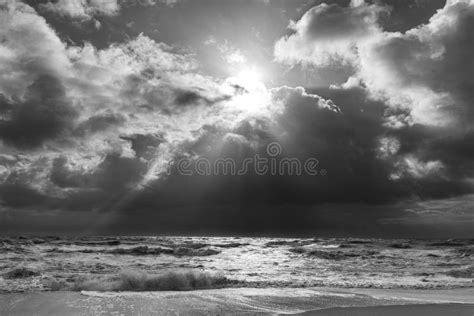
<box><xmin>0</xmin><ymin>287</ymin><xmax>473</xmax><ymax>315</ymax></box>
<box><xmin>296</xmin><ymin>304</ymin><xmax>474</xmax><ymax>316</ymax></box>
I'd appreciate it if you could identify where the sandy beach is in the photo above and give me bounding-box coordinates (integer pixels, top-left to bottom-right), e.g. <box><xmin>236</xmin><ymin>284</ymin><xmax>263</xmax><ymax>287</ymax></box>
<box><xmin>1</xmin><ymin>287</ymin><xmax>473</xmax><ymax>315</ymax></box>
<box><xmin>297</xmin><ymin>304</ymin><xmax>474</xmax><ymax>316</ymax></box>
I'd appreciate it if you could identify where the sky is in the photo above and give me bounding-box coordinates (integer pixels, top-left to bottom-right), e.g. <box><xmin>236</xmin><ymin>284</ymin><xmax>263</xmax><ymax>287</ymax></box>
<box><xmin>0</xmin><ymin>0</ymin><xmax>473</xmax><ymax>237</ymax></box>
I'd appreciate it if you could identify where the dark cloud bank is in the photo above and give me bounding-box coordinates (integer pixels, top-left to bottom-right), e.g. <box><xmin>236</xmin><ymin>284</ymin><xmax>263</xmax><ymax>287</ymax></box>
<box><xmin>0</xmin><ymin>0</ymin><xmax>473</xmax><ymax>237</ymax></box>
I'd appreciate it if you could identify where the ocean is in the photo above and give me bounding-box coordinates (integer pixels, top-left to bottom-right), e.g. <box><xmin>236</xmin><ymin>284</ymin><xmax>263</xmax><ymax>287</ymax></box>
<box><xmin>0</xmin><ymin>236</ymin><xmax>472</xmax><ymax>293</ymax></box>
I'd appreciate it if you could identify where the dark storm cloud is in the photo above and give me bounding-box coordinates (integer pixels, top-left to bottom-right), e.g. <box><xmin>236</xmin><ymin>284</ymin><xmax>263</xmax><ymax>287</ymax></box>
<box><xmin>0</xmin><ymin>183</ymin><xmax>54</xmax><ymax>208</ymax></box>
<box><xmin>312</xmin><ymin>88</ymin><xmax>474</xmax><ymax>198</ymax></box>
<box><xmin>116</xmin><ymin>87</ymin><xmax>397</xmax><ymax>209</ymax></box>
<box><xmin>51</xmin><ymin>153</ymin><xmax>148</xmax><ymax>192</ymax></box>
<box><xmin>106</xmin><ymin>198</ymin><xmax>474</xmax><ymax>238</ymax></box>
<box><xmin>50</xmin><ymin>156</ymin><xmax>88</xmax><ymax>188</ymax></box>
<box><xmin>0</xmin><ymin>94</ymin><xmax>13</xmax><ymax>114</ymax></box>
<box><xmin>21</xmin><ymin>151</ymin><xmax>150</xmax><ymax>211</ymax></box>
<box><xmin>93</xmin><ymin>153</ymin><xmax>147</xmax><ymax>191</ymax></box>
<box><xmin>0</xmin><ymin>75</ymin><xmax>77</xmax><ymax>149</ymax></box>
<box><xmin>385</xmin><ymin>125</ymin><xmax>474</xmax><ymax>190</ymax></box>
<box><xmin>103</xmin><ymin>81</ymin><xmax>474</xmax><ymax>236</ymax></box>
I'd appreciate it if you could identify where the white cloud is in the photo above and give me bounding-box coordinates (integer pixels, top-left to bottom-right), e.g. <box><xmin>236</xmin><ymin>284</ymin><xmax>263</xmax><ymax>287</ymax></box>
<box><xmin>377</xmin><ymin>136</ymin><xmax>400</xmax><ymax>159</ymax></box>
<box><xmin>391</xmin><ymin>156</ymin><xmax>444</xmax><ymax>180</ymax></box>
<box><xmin>225</xmin><ymin>50</ymin><xmax>246</xmax><ymax>65</ymax></box>
<box><xmin>0</xmin><ymin>2</ymin><xmax>308</xmax><ymax>199</ymax></box>
<box><xmin>205</xmin><ymin>38</ymin><xmax>247</xmax><ymax>66</ymax></box>
<box><xmin>275</xmin><ymin>0</ymin><xmax>474</xmax><ymax>128</ymax></box>
<box><xmin>0</xmin><ymin>2</ymin><xmax>70</xmax><ymax>96</ymax></box>
<box><xmin>274</xmin><ymin>1</ymin><xmax>389</xmax><ymax>66</ymax></box>
<box><xmin>40</xmin><ymin>0</ymin><xmax>119</xmax><ymax>20</ymax></box>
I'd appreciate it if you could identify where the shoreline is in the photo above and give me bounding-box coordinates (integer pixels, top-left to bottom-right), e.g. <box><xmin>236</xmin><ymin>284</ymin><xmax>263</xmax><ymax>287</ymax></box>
<box><xmin>0</xmin><ymin>287</ymin><xmax>473</xmax><ymax>315</ymax></box>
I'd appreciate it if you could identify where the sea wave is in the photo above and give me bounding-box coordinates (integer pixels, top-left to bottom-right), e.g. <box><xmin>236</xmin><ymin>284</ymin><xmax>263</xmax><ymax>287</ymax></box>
<box><xmin>288</xmin><ymin>246</ymin><xmax>379</xmax><ymax>260</ymax></box>
<box><xmin>1</xmin><ymin>236</ymin><xmax>473</xmax><ymax>293</ymax></box>
<box><xmin>46</xmin><ymin>245</ymin><xmax>221</xmax><ymax>256</ymax></box>
<box><xmin>70</xmin><ymin>270</ymin><xmax>236</xmax><ymax>291</ymax></box>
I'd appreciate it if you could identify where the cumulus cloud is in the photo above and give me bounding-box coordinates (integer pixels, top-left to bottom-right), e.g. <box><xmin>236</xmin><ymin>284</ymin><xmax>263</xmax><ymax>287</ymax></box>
<box><xmin>275</xmin><ymin>0</ymin><xmax>474</xmax><ymax>128</ymax></box>
<box><xmin>0</xmin><ymin>2</ymin><xmax>283</xmax><ymax>216</ymax></box>
<box><xmin>391</xmin><ymin>156</ymin><xmax>444</xmax><ymax>180</ymax></box>
<box><xmin>359</xmin><ymin>0</ymin><xmax>474</xmax><ymax>127</ymax></box>
<box><xmin>272</xmin><ymin>0</ymin><xmax>474</xmax><ymax>207</ymax></box>
<box><xmin>39</xmin><ymin>0</ymin><xmax>119</xmax><ymax>20</ymax></box>
<box><xmin>274</xmin><ymin>0</ymin><xmax>389</xmax><ymax>66</ymax></box>
<box><xmin>0</xmin><ymin>2</ymin><xmax>70</xmax><ymax>95</ymax></box>
<box><xmin>0</xmin><ymin>2</ymin><xmax>205</xmax><ymax>211</ymax></box>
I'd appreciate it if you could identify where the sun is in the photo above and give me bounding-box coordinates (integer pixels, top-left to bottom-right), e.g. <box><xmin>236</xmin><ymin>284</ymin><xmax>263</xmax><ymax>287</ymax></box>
<box><xmin>228</xmin><ymin>66</ymin><xmax>265</xmax><ymax>92</ymax></box>
<box><xmin>224</xmin><ymin>66</ymin><xmax>270</xmax><ymax>114</ymax></box>
<box><xmin>235</xmin><ymin>68</ymin><xmax>262</xmax><ymax>89</ymax></box>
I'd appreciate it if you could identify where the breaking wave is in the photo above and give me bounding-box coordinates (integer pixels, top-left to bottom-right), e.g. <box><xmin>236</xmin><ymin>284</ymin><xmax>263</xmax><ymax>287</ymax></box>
<box><xmin>71</xmin><ymin>270</ymin><xmax>237</xmax><ymax>291</ymax></box>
